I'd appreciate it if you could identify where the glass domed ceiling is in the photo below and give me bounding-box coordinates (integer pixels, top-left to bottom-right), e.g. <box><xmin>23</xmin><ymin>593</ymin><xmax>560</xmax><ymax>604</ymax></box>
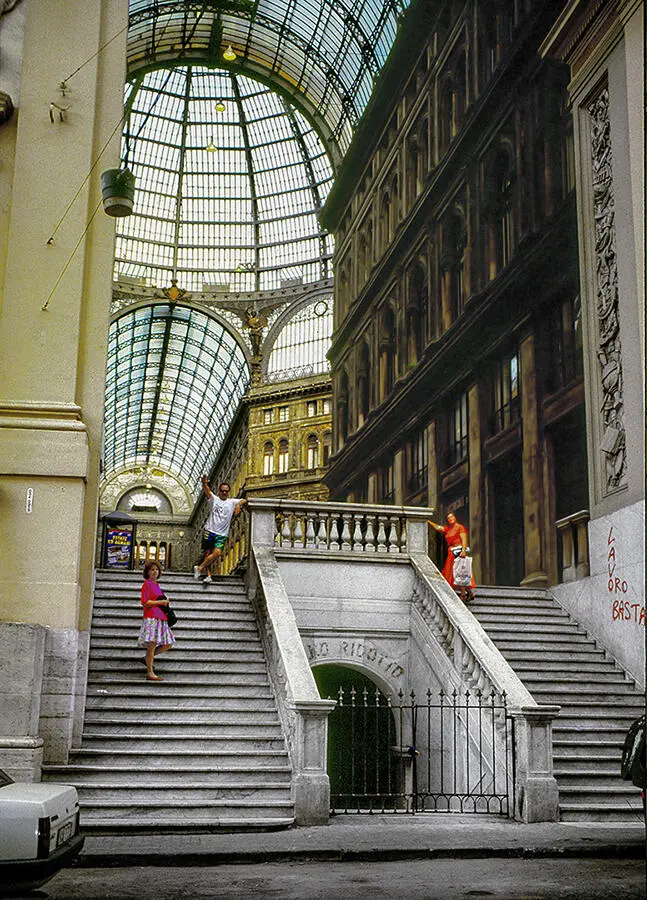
<box><xmin>115</xmin><ymin>67</ymin><xmax>334</xmax><ymax>292</ymax></box>
<box><xmin>104</xmin><ymin>303</ymin><xmax>250</xmax><ymax>497</ymax></box>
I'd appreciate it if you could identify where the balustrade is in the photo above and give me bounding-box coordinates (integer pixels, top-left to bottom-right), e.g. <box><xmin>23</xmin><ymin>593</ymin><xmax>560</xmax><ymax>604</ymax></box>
<box><xmin>247</xmin><ymin>498</ymin><xmax>426</xmax><ymax>554</ymax></box>
<box><xmin>555</xmin><ymin>509</ymin><xmax>590</xmax><ymax>583</ymax></box>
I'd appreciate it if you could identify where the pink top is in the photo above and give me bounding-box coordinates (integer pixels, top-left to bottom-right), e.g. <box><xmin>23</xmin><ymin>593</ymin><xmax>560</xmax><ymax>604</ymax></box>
<box><xmin>141</xmin><ymin>579</ymin><xmax>167</xmax><ymax>620</ymax></box>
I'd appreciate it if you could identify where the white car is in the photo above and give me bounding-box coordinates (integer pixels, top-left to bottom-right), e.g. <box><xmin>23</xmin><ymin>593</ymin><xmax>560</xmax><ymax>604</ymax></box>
<box><xmin>0</xmin><ymin>767</ymin><xmax>84</xmax><ymax>893</ymax></box>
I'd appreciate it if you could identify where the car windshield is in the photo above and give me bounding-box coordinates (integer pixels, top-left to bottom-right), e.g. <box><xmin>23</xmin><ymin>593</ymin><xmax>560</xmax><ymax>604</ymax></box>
<box><xmin>0</xmin><ymin>768</ymin><xmax>15</xmax><ymax>787</ymax></box>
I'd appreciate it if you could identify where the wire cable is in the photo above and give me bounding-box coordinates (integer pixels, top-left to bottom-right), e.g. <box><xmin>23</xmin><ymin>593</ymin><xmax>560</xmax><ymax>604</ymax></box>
<box><xmin>42</xmin><ymin>196</ymin><xmax>104</xmax><ymax>311</ymax></box>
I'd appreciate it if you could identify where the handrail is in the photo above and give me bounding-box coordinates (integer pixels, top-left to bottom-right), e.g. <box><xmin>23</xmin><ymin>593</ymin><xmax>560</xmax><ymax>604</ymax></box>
<box><xmin>247</xmin><ymin>544</ymin><xmax>335</xmax><ymax>825</ymax></box>
<box><xmin>409</xmin><ymin>553</ymin><xmax>539</xmax><ymax>712</ymax></box>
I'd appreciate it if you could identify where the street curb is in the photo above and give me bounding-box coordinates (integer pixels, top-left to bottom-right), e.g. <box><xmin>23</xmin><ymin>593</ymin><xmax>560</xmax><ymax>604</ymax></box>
<box><xmin>73</xmin><ymin>843</ymin><xmax>646</xmax><ymax>868</ymax></box>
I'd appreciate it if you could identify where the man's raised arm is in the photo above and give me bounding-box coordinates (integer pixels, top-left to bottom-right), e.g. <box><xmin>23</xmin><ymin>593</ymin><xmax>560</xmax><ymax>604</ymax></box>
<box><xmin>201</xmin><ymin>475</ymin><xmax>214</xmax><ymax>499</ymax></box>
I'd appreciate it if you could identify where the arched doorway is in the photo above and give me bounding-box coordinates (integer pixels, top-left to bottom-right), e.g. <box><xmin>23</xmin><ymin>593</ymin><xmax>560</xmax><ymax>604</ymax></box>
<box><xmin>313</xmin><ymin>665</ymin><xmax>408</xmax><ymax>813</ymax></box>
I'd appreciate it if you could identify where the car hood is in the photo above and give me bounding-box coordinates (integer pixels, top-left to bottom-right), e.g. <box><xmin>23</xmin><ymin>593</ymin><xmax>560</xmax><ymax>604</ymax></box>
<box><xmin>0</xmin><ymin>783</ymin><xmax>78</xmax><ymax>816</ymax></box>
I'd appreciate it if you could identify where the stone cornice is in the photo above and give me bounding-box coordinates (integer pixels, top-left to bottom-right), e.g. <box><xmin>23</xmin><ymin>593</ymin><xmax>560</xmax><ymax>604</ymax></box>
<box><xmin>0</xmin><ymin>400</ymin><xmax>86</xmax><ymax>431</ymax></box>
<box><xmin>539</xmin><ymin>0</ymin><xmax>638</xmax><ymax>79</ymax></box>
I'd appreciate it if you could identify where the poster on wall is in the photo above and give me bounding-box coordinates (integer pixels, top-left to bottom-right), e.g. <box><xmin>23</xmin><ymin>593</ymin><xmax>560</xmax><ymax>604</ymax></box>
<box><xmin>105</xmin><ymin>526</ymin><xmax>134</xmax><ymax>568</ymax></box>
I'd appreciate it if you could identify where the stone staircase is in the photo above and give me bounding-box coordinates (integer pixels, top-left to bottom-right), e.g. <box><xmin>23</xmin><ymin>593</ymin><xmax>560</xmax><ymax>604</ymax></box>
<box><xmin>470</xmin><ymin>586</ymin><xmax>644</xmax><ymax>823</ymax></box>
<box><xmin>43</xmin><ymin>570</ymin><xmax>294</xmax><ymax>831</ymax></box>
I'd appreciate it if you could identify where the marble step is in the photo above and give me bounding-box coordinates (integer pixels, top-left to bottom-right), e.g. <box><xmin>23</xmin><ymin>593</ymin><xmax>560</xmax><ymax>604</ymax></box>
<box><xmin>74</xmin><ymin>784</ymin><xmax>292</xmax><ymax>803</ymax></box>
<box><xmin>85</xmin><ymin>680</ymin><xmax>274</xmax><ymax>697</ymax></box>
<box><xmin>85</xmin><ymin>694</ymin><xmax>277</xmax><ymax>711</ymax></box>
<box><xmin>64</xmin><ymin>747</ymin><xmax>289</xmax><ymax>765</ymax></box>
<box><xmin>88</xmin><ymin>661</ymin><xmax>269</xmax><ymax>679</ymax></box>
<box><xmin>45</xmin><ymin>765</ymin><xmax>291</xmax><ymax>786</ymax></box>
<box><xmin>83</xmin><ymin>708</ymin><xmax>281</xmax><ymax>725</ymax></box>
<box><xmin>79</xmin><ymin>728</ymin><xmax>285</xmax><ymax>746</ymax></box>
<box><xmin>89</xmin><ymin>647</ymin><xmax>265</xmax><ymax>663</ymax></box>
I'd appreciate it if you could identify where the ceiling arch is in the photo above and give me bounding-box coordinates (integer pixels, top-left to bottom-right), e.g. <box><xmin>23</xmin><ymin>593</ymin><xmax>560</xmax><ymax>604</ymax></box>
<box><xmin>126</xmin><ymin>0</ymin><xmax>411</xmax><ymax>163</ymax></box>
<box><xmin>104</xmin><ymin>303</ymin><xmax>250</xmax><ymax>497</ymax></box>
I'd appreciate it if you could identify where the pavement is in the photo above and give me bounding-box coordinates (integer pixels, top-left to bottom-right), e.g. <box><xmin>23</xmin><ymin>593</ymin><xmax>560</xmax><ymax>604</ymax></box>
<box><xmin>75</xmin><ymin>815</ymin><xmax>646</xmax><ymax>867</ymax></box>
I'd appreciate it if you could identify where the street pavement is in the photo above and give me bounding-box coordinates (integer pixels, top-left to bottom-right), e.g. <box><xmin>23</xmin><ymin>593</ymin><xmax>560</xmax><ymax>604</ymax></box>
<box><xmin>27</xmin><ymin>857</ymin><xmax>647</xmax><ymax>899</ymax></box>
<box><xmin>76</xmin><ymin>814</ymin><xmax>646</xmax><ymax>866</ymax></box>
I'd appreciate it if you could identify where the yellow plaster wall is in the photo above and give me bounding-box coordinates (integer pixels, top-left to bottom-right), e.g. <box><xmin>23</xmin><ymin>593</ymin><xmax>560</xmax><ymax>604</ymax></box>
<box><xmin>0</xmin><ymin>0</ymin><xmax>127</xmax><ymax>632</ymax></box>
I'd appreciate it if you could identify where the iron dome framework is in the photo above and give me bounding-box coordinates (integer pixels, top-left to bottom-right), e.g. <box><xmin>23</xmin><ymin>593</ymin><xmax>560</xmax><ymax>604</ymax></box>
<box><xmin>104</xmin><ymin>304</ymin><xmax>250</xmax><ymax>497</ymax></box>
<box><xmin>101</xmin><ymin>0</ymin><xmax>412</xmax><ymax>498</ymax></box>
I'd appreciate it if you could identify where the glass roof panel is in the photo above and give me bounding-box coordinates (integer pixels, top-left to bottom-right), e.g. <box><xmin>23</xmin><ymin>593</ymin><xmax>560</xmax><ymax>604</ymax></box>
<box><xmin>104</xmin><ymin>304</ymin><xmax>250</xmax><ymax>497</ymax></box>
<box><xmin>126</xmin><ymin>0</ymin><xmax>410</xmax><ymax>159</ymax></box>
<box><xmin>115</xmin><ymin>67</ymin><xmax>334</xmax><ymax>292</ymax></box>
<box><xmin>267</xmin><ymin>296</ymin><xmax>333</xmax><ymax>381</ymax></box>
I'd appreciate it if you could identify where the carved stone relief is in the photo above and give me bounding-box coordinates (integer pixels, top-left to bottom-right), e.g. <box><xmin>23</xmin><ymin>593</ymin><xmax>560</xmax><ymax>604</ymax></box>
<box><xmin>588</xmin><ymin>86</ymin><xmax>627</xmax><ymax>493</ymax></box>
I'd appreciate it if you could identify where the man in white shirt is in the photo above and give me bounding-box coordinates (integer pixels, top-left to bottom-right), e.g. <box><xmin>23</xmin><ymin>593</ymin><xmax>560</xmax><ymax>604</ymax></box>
<box><xmin>193</xmin><ymin>477</ymin><xmax>246</xmax><ymax>583</ymax></box>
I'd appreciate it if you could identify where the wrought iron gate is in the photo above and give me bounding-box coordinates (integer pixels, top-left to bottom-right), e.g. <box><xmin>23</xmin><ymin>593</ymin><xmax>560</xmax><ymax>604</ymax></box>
<box><xmin>329</xmin><ymin>687</ymin><xmax>514</xmax><ymax>816</ymax></box>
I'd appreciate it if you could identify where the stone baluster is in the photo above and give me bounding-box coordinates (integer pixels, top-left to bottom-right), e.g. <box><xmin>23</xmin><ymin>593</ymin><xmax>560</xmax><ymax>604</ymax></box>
<box><xmin>350</xmin><ymin>515</ymin><xmax>362</xmax><ymax>551</ymax></box>
<box><xmin>280</xmin><ymin>512</ymin><xmax>291</xmax><ymax>547</ymax></box>
<box><xmin>315</xmin><ymin>515</ymin><xmax>327</xmax><ymax>550</ymax></box>
<box><xmin>376</xmin><ymin>515</ymin><xmax>388</xmax><ymax>552</ymax></box>
<box><xmin>305</xmin><ymin>512</ymin><xmax>316</xmax><ymax>549</ymax></box>
<box><xmin>340</xmin><ymin>513</ymin><xmax>352</xmax><ymax>551</ymax></box>
<box><xmin>331</xmin><ymin>514</ymin><xmax>343</xmax><ymax>550</ymax></box>
<box><xmin>398</xmin><ymin>517</ymin><xmax>407</xmax><ymax>553</ymax></box>
<box><xmin>364</xmin><ymin>515</ymin><xmax>376</xmax><ymax>551</ymax></box>
<box><xmin>293</xmin><ymin>513</ymin><xmax>304</xmax><ymax>548</ymax></box>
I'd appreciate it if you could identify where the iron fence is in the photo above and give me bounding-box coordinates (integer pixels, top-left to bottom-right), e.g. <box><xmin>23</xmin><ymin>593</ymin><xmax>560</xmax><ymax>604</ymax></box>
<box><xmin>329</xmin><ymin>687</ymin><xmax>514</xmax><ymax>816</ymax></box>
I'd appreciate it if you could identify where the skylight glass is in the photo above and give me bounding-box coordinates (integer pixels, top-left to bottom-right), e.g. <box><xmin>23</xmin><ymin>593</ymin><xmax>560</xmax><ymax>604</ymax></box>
<box><xmin>115</xmin><ymin>67</ymin><xmax>334</xmax><ymax>292</ymax></box>
<box><xmin>104</xmin><ymin>304</ymin><xmax>250</xmax><ymax>496</ymax></box>
<box><xmin>126</xmin><ymin>0</ymin><xmax>410</xmax><ymax>157</ymax></box>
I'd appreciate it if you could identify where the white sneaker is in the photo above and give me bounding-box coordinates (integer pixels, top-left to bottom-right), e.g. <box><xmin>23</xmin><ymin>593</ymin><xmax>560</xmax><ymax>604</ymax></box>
<box><xmin>203</xmin><ymin>575</ymin><xmax>212</xmax><ymax>584</ymax></box>
<box><xmin>193</xmin><ymin>566</ymin><xmax>201</xmax><ymax>580</ymax></box>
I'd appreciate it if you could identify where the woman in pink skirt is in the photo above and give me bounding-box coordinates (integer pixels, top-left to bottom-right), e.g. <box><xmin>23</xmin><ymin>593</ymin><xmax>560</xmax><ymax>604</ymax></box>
<box><xmin>138</xmin><ymin>560</ymin><xmax>175</xmax><ymax>681</ymax></box>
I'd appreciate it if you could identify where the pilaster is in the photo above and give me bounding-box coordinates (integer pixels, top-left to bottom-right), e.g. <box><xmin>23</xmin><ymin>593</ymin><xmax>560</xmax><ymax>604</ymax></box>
<box><xmin>519</xmin><ymin>332</ymin><xmax>548</xmax><ymax>586</ymax></box>
<box><xmin>467</xmin><ymin>383</ymin><xmax>483</xmax><ymax>582</ymax></box>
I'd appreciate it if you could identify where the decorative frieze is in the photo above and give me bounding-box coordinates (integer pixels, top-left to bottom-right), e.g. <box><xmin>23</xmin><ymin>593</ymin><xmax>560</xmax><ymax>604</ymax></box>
<box><xmin>588</xmin><ymin>85</ymin><xmax>627</xmax><ymax>494</ymax></box>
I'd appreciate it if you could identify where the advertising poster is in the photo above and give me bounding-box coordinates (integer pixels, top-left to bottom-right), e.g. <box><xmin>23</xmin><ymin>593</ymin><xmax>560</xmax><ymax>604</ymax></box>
<box><xmin>105</xmin><ymin>526</ymin><xmax>134</xmax><ymax>568</ymax></box>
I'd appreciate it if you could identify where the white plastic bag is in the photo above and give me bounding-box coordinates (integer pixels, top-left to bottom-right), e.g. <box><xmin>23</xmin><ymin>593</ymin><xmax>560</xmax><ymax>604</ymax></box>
<box><xmin>453</xmin><ymin>554</ymin><xmax>473</xmax><ymax>587</ymax></box>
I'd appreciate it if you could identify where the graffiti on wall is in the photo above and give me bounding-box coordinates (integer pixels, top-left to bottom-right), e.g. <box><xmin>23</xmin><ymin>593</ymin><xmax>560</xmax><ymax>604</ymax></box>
<box><xmin>608</xmin><ymin>526</ymin><xmax>645</xmax><ymax>625</ymax></box>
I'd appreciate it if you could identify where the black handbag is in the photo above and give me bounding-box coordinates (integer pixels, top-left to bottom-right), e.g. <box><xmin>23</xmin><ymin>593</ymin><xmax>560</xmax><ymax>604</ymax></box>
<box><xmin>157</xmin><ymin>594</ymin><xmax>177</xmax><ymax>627</ymax></box>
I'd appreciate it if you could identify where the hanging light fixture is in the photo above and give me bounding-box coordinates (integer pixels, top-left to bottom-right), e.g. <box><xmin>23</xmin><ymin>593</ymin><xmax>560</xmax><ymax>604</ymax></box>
<box><xmin>205</xmin><ymin>136</ymin><xmax>217</xmax><ymax>152</ymax></box>
<box><xmin>215</xmin><ymin>99</ymin><xmax>226</xmax><ymax>112</ymax></box>
<box><xmin>223</xmin><ymin>44</ymin><xmax>237</xmax><ymax>61</ymax></box>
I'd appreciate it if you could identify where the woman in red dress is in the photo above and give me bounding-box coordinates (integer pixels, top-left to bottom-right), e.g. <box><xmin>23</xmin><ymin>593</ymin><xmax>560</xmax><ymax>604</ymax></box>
<box><xmin>427</xmin><ymin>512</ymin><xmax>475</xmax><ymax>602</ymax></box>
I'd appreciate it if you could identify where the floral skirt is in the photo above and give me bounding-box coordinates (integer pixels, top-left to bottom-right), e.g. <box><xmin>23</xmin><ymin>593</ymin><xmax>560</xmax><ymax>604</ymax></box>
<box><xmin>138</xmin><ymin>617</ymin><xmax>175</xmax><ymax>648</ymax></box>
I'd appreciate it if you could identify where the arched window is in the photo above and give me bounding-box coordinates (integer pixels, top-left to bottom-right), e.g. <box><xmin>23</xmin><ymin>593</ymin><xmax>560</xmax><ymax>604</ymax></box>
<box><xmin>439</xmin><ymin>73</ymin><xmax>453</xmax><ymax>151</ymax></box>
<box><xmin>278</xmin><ymin>439</ymin><xmax>289</xmax><ymax>473</ymax></box>
<box><xmin>442</xmin><ymin>210</ymin><xmax>468</xmax><ymax>321</ymax></box>
<box><xmin>407</xmin><ymin>265</ymin><xmax>427</xmax><ymax>364</ymax></box>
<box><xmin>338</xmin><ymin>370</ymin><xmax>350</xmax><ymax>445</ymax></box>
<box><xmin>323</xmin><ymin>432</ymin><xmax>332</xmax><ymax>466</ymax></box>
<box><xmin>266</xmin><ymin>296</ymin><xmax>333</xmax><ymax>381</ymax></box>
<box><xmin>380</xmin><ymin>190</ymin><xmax>391</xmax><ymax>250</ymax></box>
<box><xmin>439</xmin><ymin>48</ymin><xmax>466</xmax><ymax>152</ymax></box>
<box><xmin>358</xmin><ymin>233</ymin><xmax>368</xmax><ymax>288</ymax></box>
<box><xmin>389</xmin><ymin>175</ymin><xmax>398</xmax><ymax>240</ymax></box>
<box><xmin>307</xmin><ymin>434</ymin><xmax>320</xmax><ymax>470</ymax></box>
<box><xmin>263</xmin><ymin>441</ymin><xmax>275</xmax><ymax>476</ymax></box>
<box><xmin>406</xmin><ymin>133</ymin><xmax>419</xmax><ymax>207</ymax></box>
<box><xmin>418</xmin><ymin>121</ymin><xmax>429</xmax><ymax>185</ymax></box>
<box><xmin>493</xmin><ymin>146</ymin><xmax>515</xmax><ymax>269</ymax></box>
<box><xmin>379</xmin><ymin>305</ymin><xmax>397</xmax><ymax>398</ymax></box>
<box><xmin>358</xmin><ymin>341</ymin><xmax>372</xmax><ymax>424</ymax></box>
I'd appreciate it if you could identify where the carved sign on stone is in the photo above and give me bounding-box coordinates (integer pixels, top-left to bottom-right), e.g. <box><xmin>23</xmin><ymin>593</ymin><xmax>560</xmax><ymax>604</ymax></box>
<box><xmin>588</xmin><ymin>85</ymin><xmax>626</xmax><ymax>494</ymax></box>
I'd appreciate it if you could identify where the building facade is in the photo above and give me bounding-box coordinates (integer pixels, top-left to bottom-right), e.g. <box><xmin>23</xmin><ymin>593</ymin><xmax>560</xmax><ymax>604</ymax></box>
<box><xmin>322</xmin><ymin>0</ymin><xmax>643</xmax><ymax>680</ymax></box>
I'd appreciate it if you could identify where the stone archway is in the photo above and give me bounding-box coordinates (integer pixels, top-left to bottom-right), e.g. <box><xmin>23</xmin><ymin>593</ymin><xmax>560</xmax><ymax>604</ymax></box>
<box><xmin>313</xmin><ymin>663</ymin><xmax>406</xmax><ymax>813</ymax></box>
